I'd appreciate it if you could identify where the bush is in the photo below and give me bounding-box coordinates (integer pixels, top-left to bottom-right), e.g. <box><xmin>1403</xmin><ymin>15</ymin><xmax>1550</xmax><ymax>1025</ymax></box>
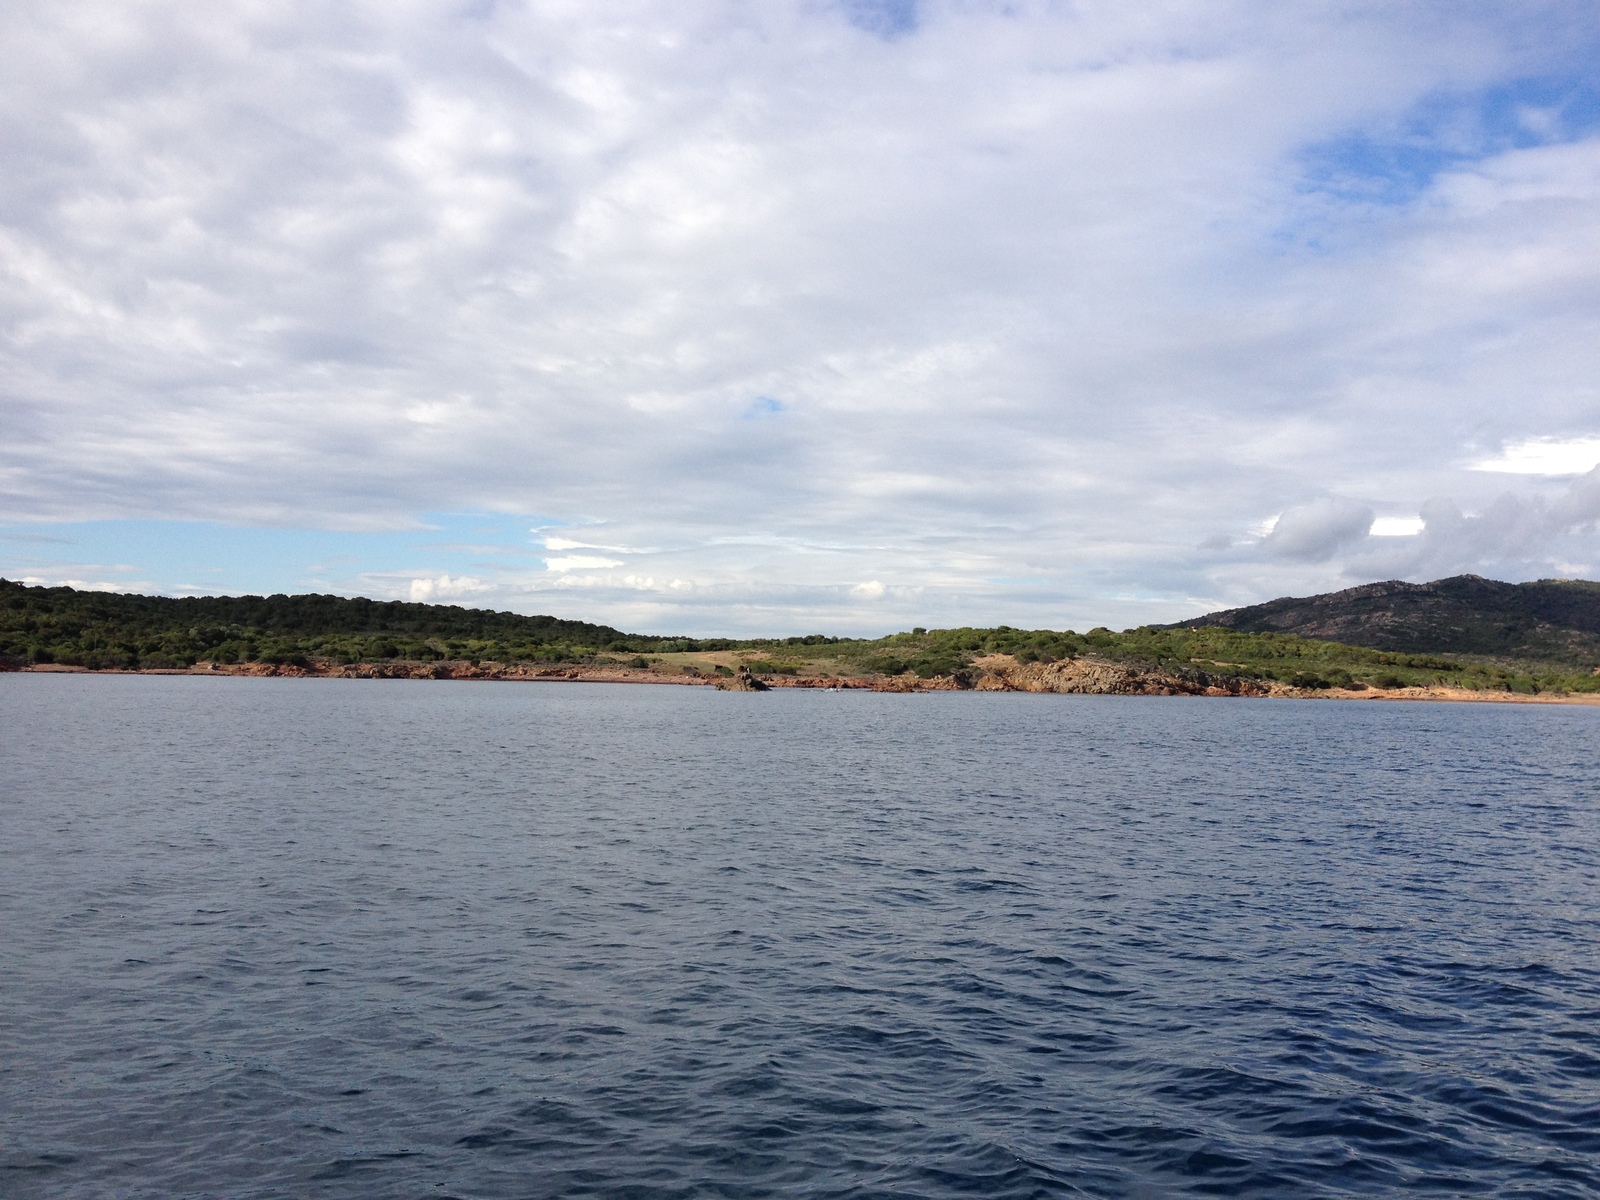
<box><xmin>747</xmin><ymin>660</ymin><xmax>796</xmax><ymax>675</ymax></box>
<box><xmin>139</xmin><ymin>652</ymin><xmax>193</xmax><ymax>669</ymax></box>
<box><xmin>911</xmin><ymin>653</ymin><xmax>966</xmax><ymax>678</ymax></box>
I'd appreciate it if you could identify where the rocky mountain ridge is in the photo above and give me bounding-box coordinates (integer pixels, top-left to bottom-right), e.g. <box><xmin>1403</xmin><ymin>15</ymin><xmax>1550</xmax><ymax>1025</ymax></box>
<box><xmin>1174</xmin><ymin>575</ymin><xmax>1600</xmax><ymax>664</ymax></box>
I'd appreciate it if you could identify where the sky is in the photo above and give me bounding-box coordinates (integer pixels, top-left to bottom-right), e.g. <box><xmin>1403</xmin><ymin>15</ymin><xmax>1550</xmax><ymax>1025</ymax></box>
<box><xmin>2</xmin><ymin>0</ymin><xmax>1599</xmax><ymax>636</ymax></box>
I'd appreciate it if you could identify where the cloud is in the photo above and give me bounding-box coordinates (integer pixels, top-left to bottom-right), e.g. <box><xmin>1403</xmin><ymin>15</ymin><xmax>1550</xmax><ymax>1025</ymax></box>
<box><xmin>851</xmin><ymin>579</ymin><xmax>886</xmax><ymax>599</ymax></box>
<box><xmin>1369</xmin><ymin>515</ymin><xmax>1424</xmax><ymax>536</ymax></box>
<box><xmin>542</xmin><ymin>535</ymin><xmax>651</xmax><ymax>554</ymax></box>
<box><xmin>544</xmin><ymin>555</ymin><xmax>626</xmax><ymax>572</ymax></box>
<box><xmin>1351</xmin><ymin>466</ymin><xmax>1600</xmax><ymax>580</ymax></box>
<box><xmin>19</xmin><ymin>575</ymin><xmax>142</xmax><ymax>592</ymax></box>
<box><xmin>1</xmin><ymin>2</ymin><xmax>1598</xmax><ymax>632</ymax></box>
<box><xmin>1473</xmin><ymin>436</ymin><xmax>1600</xmax><ymax>475</ymax></box>
<box><xmin>408</xmin><ymin>573</ymin><xmax>489</xmax><ymax>602</ymax></box>
<box><xmin>1259</xmin><ymin>499</ymin><xmax>1375</xmax><ymax>562</ymax></box>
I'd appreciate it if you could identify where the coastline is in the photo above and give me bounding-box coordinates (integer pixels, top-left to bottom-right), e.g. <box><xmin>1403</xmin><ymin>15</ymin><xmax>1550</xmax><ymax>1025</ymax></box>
<box><xmin>12</xmin><ymin>655</ymin><xmax>1600</xmax><ymax>705</ymax></box>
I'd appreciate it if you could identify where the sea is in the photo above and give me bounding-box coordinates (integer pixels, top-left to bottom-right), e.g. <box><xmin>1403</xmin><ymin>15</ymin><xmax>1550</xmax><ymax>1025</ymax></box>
<box><xmin>2</xmin><ymin>674</ymin><xmax>1598</xmax><ymax>1198</ymax></box>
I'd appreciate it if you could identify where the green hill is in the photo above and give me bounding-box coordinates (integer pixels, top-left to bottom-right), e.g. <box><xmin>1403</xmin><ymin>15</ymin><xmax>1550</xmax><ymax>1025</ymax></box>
<box><xmin>0</xmin><ymin>578</ymin><xmax>717</xmax><ymax>670</ymax></box>
<box><xmin>1172</xmin><ymin>575</ymin><xmax>1600</xmax><ymax>666</ymax></box>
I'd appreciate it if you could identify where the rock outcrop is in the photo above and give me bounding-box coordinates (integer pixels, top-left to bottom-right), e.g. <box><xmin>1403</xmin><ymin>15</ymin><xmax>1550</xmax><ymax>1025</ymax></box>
<box><xmin>972</xmin><ymin>656</ymin><xmax>1270</xmax><ymax>696</ymax></box>
<box><xmin>714</xmin><ymin>673</ymin><xmax>768</xmax><ymax>691</ymax></box>
<box><xmin>7</xmin><ymin>653</ymin><xmax>1259</xmax><ymax>698</ymax></box>
<box><xmin>714</xmin><ymin>666</ymin><xmax>770</xmax><ymax>691</ymax></box>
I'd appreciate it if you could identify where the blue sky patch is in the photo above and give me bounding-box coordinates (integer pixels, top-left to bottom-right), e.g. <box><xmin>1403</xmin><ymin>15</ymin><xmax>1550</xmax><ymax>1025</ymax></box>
<box><xmin>743</xmin><ymin>395</ymin><xmax>787</xmax><ymax>418</ymax></box>
<box><xmin>0</xmin><ymin>513</ymin><xmax>550</xmax><ymax>601</ymax></box>
<box><xmin>1300</xmin><ymin>74</ymin><xmax>1600</xmax><ymax>206</ymax></box>
<box><xmin>842</xmin><ymin>0</ymin><xmax>917</xmax><ymax>40</ymax></box>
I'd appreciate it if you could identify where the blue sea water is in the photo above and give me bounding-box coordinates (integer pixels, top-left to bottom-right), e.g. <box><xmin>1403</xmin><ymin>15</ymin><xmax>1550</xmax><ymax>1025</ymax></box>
<box><xmin>2</xmin><ymin>675</ymin><xmax>1598</xmax><ymax>1198</ymax></box>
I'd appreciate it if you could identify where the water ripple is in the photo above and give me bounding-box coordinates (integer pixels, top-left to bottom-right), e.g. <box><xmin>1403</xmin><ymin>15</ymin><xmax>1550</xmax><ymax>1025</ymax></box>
<box><xmin>3</xmin><ymin>676</ymin><xmax>1599</xmax><ymax>1197</ymax></box>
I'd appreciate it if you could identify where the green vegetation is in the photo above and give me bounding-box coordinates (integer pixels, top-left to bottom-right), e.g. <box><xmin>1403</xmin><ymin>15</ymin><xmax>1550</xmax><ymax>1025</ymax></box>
<box><xmin>732</xmin><ymin>621</ymin><xmax>1600</xmax><ymax>694</ymax></box>
<box><xmin>4</xmin><ymin>577</ymin><xmax>1597</xmax><ymax>694</ymax></box>
<box><xmin>1071</xmin><ymin>623</ymin><xmax>1600</xmax><ymax>694</ymax></box>
<box><xmin>0</xmin><ymin>579</ymin><xmax>728</xmax><ymax>670</ymax></box>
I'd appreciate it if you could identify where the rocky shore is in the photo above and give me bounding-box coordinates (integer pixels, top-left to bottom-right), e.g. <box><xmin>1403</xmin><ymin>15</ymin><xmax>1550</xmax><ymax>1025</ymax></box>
<box><xmin>11</xmin><ymin>653</ymin><xmax>1598</xmax><ymax>703</ymax></box>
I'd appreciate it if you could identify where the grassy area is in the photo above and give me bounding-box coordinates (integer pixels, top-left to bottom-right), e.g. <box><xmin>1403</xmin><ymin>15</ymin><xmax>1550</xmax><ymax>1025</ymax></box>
<box><xmin>5</xmin><ymin>578</ymin><xmax>1598</xmax><ymax>694</ymax></box>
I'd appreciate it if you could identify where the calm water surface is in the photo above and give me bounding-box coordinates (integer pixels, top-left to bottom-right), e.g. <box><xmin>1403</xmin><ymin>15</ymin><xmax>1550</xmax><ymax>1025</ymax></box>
<box><xmin>2</xmin><ymin>675</ymin><xmax>1598</xmax><ymax>1198</ymax></box>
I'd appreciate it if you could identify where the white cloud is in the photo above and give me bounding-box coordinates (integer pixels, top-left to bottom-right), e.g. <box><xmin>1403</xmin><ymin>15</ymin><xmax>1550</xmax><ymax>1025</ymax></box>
<box><xmin>20</xmin><ymin>575</ymin><xmax>136</xmax><ymax>592</ymax></box>
<box><xmin>542</xmin><ymin>535</ymin><xmax>651</xmax><ymax>553</ymax></box>
<box><xmin>1</xmin><ymin>2</ymin><xmax>1598</xmax><ymax>632</ymax></box>
<box><xmin>544</xmin><ymin>555</ymin><xmax>625</xmax><ymax>572</ymax></box>
<box><xmin>1473</xmin><ymin>437</ymin><xmax>1600</xmax><ymax>476</ymax></box>
<box><xmin>851</xmin><ymin>580</ymin><xmax>886</xmax><ymax>599</ymax></box>
<box><xmin>1369</xmin><ymin>516</ymin><xmax>1424</xmax><ymax>536</ymax></box>
<box><xmin>408</xmin><ymin>573</ymin><xmax>489</xmax><ymax>602</ymax></box>
<box><xmin>1342</xmin><ymin>466</ymin><xmax>1600</xmax><ymax>582</ymax></box>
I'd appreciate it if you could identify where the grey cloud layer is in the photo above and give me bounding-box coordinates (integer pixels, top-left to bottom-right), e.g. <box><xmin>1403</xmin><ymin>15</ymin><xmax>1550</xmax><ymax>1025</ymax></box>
<box><xmin>2</xmin><ymin>1</ymin><xmax>1599</xmax><ymax>631</ymax></box>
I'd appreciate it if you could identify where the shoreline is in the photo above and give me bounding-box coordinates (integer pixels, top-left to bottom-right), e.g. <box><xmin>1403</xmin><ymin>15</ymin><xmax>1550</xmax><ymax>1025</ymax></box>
<box><xmin>11</xmin><ymin>657</ymin><xmax>1600</xmax><ymax>705</ymax></box>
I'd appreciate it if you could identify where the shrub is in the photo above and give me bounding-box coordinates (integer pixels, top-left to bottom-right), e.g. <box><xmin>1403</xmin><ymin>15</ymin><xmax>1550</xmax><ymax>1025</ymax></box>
<box><xmin>911</xmin><ymin>652</ymin><xmax>966</xmax><ymax>678</ymax></box>
<box><xmin>746</xmin><ymin>659</ymin><xmax>796</xmax><ymax>675</ymax></box>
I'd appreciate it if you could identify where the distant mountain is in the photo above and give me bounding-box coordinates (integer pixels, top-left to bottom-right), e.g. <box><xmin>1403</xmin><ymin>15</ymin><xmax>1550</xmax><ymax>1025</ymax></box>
<box><xmin>1173</xmin><ymin>575</ymin><xmax>1600</xmax><ymax>664</ymax></box>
